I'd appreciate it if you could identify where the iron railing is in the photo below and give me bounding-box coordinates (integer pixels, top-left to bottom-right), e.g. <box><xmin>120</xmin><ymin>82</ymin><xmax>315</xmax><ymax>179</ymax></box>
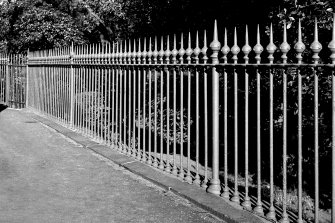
<box><xmin>0</xmin><ymin>54</ymin><xmax>27</xmax><ymax>108</ymax></box>
<box><xmin>25</xmin><ymin>17</ymin><xmax>335</xmax><ymax>223</ymax></box>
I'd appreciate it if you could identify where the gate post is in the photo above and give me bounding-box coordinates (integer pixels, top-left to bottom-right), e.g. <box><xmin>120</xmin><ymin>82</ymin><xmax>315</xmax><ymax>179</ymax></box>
<box><xmin>5</xmin><ymin>55</ymin><xmax>10</xmax><ymax>106</ymax></box>
<box><xmin>207</xmin><ymin>20</ymin><xmax>221</xmax><ymax>195</ymax></box>
<box><xmin>70</xmin><ymin>43</ymin><xmax>75</xmax><ymax>128</ymax></box>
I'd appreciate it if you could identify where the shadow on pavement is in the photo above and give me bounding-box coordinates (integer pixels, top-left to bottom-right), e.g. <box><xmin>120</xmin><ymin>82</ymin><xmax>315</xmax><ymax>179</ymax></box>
<box><xmin>0</xmin><ymin>104</ymin><xmax>8</xmax><ymax>113</ymax></box>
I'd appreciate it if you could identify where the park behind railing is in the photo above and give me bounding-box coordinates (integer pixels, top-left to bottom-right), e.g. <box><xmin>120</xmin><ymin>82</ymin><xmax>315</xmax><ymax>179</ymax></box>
<box><xmin>20</xmin><ymin>16</ymin><xmax>335</xmax><ymax>223</ymax></box>
<box><xmin>0</xmin><ymin>54</ymin><xmax>26</xmax><ymax>108</ymax></box>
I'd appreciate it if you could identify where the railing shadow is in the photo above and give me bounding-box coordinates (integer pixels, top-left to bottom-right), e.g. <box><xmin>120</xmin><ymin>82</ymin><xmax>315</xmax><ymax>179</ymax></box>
<box><xmin>0</xmin><ymin>103</ymin><xmax>8</xmax><ymax>113</ymax></box>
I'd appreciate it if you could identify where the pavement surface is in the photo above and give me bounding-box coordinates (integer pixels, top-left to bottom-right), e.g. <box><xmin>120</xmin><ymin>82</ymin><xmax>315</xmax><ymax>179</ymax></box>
<box><xmin>0</xmin><ymin>108</ymin><xmax>225</xmax><ymax>223</ymax></box>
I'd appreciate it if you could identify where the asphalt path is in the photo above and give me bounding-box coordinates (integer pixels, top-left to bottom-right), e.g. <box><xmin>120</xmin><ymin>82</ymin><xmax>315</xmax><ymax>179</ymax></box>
<box><xmin>0</xmin><ymin>108</ymin><xmax>224</xmax><ymax>223</ymax></box>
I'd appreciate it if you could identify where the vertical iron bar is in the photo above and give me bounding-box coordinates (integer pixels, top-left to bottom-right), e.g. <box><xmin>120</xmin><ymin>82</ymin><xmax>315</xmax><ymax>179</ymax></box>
<box><xmin>231</xmin><ymin>27</ymin><xmax>240</xmax><ymax>202</ymax></box>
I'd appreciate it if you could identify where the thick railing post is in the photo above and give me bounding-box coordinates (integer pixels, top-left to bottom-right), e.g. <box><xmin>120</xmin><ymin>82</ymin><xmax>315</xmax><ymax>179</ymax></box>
<box><xmin>70</xmin><ymin>42</ymin><xmax>75</xmax><ymax>128</ymax></box>
<box><xmin>207</xmin><ymin>20</ymin><xmax>221</xmax><ymax>195</ymax></box>
<box><xmin>5</xmin><ymin>55</ymin><xmax>9</xmax><ymax>106</ymax></box>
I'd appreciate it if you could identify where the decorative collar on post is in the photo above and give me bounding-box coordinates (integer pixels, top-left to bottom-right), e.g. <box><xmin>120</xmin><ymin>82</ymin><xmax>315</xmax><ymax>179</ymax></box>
<box><xmin>253</xmin><ymin>25</ymin><xmax>263</xmax><ymax>64</ymax></box>
<box><xmin>294</xmin><ymin>19</ymin><xmax>305</xmax><ymax>64</ymax></box>
<box><xmin>242</xmin><ymin>25</ymin><xmax>251</xmax><ymax>64</ymax></box>
<box><xmin>266</xmin><ymin>23</ymin><xmax>277</xmax><ymax>64</ymax></box>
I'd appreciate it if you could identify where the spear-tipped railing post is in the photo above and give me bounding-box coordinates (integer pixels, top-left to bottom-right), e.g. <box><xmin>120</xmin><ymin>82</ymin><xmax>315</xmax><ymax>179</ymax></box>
<box><xmin>279</xmin><ymin>22</ymin><xmax>290</xmax><ymax>223</ymax></box>
<box><xmin>253</xmin><ymin>24</ymin><xmax>264</xmax><ymax>215</ymax></box>
<box><xmin>70</xmin><ymin>42</ymin><xmax>75</xmax><ymax>128</ymax></box>
<box><xmin>201</xmin><ymin>30</ymin><xmax>209</xmax><ymax>189</ymax></box>
<box><xmin>266</xmin><ymin>23</ymin><xmax>277</xmax><ymax>221</ymax></box>
<box><xmin>329</xmin><ymin>13</ymin><xmax>335</xmax><ymax>223</ymax></box>
<box><xmin>207</xmin><ymin>20</ymin><xmax>221</xmax><ymax>196</ymax></box>
<box><xmin>231</xmin><ymin>26</ymin><xmax>241</xmax><ymax>204</ymax></box>
<box><xmin>294</xmin><ymin>19</ymin><xmax>305</xmax><ymax>223</ymax></box>
<box><xmin>241</xmin><ymin>24</ymin><xmax>252</xmax><ymax>210</ymax></box>
<box><xmin>310</xmin><ymin>17</ymin><xmax>322</xmax><ymax>223</ymax></box>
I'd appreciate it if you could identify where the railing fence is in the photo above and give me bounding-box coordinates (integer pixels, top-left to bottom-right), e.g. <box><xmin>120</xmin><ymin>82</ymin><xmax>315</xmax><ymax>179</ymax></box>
<box><xmin>3</xmin><ymin>16</ymin><xmax>335</xmax><ymax>223</ymax></box>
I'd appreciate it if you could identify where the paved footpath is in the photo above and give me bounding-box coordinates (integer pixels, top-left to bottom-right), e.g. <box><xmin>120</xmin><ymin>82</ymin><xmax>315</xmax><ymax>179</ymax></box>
<box><xmin>0</xmin><ymin>108</ymin><xmax>224</xmax><ymax>223</ymax></box>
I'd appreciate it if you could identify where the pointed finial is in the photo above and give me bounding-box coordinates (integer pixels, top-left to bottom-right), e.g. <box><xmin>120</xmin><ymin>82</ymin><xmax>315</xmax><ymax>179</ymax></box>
<box><xmin>266</xmin><ymin>23</ymin><xmax>277</xmax><ymax>64</ymax></box>
<box><xmin>137</xmin><ymin>38</ymin><xmax>142</xmax><ymax>64</ymax></box>
<box><xmin>328</xmin><ymin>14</ymin><xmax>335</xmax><ymax>64</ymax></box>
<box><xmin>231</xmin><ymin>27</ymin><xmax>240</xmax><ymax>64</ymax></box>
<box><xmin>194</xmin><ymin>31</ymin><xmax>201</xmax><ymax>64</ymax></box>
<box><xmin>221</xmin><ymin>28</ymin><xmax>230</xmax><ymax>64</ymax></box>
<box><xmin>242</xmin><ymin>25</ymin><xmax>252</xmax><ymax>64</ymax></box>
<box><xmin>210</xmin><ymin>20</ymin><xmax>221</xmax><ymax>65</ymax></box>
<box><xmin>253</xmin><ymin>25</ymin><xmax>263</xmax><ymax>64</ymax></box>
<box><xmin>147</xmin><ymin>37</ymin><xmax>153</xmax><ymax>64</ymax></box>
<box><xmin>202</xmin><ymin>30</ymin><xmax>208</xmax><ymax>64</ymax></box>
<box><xmin>186</xmin><ymin>32</ymin><xmax>193</xmax><ymax>64</ymax></box>
<box><xmin>142</xmin><ymin>37</ymin><xmax>147</xmax><ymax>64</ymax></box>
<box><xmin>153</xmin><ymin>36</ymin><xmax>158</xmax><ymax>64</ymax></box>
<box><xmin>310</xmin><ymin>18</ymin><xmax>322</xmax><ymax>64</ymax></box>
<box><xmin>172</xmin><ymin>34</ymin><xmax>178</xmax><ymax>64</ymax></box>
<box><xmin>280</xmin><ymin>21</ymin><xmax>290</xmax><ymax>63</ymax></box>
<box><xmin>179</xmin><ymin>33</ymin><xmax>186</xmax><ymax>64</ymax></box>
<box><xmin>294</xmin><ymin>19</ymin><xmax>306</xmax><ymax>64</ymax></box>
<box><xmin>133</xmin><ymin>39</ymin><xmax>138</xmax><ymax>64</ymax></box>
<box><xmin>165</xmin><ymin>35</ymin><xmax>171</xmax><ymax>64</ymax></box>
<box><xmin>159</xmin><ymin>36</ymin><xmax>165</xmax><ymax>64</ymax></box>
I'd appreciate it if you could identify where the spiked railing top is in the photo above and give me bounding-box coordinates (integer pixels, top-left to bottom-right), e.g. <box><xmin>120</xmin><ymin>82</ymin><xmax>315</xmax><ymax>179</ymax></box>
<box><xmin>231</xmin><ymin>27</ymin><xmax>240</xmax><ymax>64</ymax></box>
<box><xmin>242</xmin><ymin>25</ymin><xmax>251</xmax><ymax>64</ymax></box>
<box><xmin>171</xmin><ymin>34</ymin><xmax>178</xmax><ymax>64</ymax></box>
<box><xmin>253</xmin><ymin>25</ymin><xmax>263</xmax><ymax>64</ymax></box>
<box><xmin>266</xmin><ymin>23</ymin><xmax>277</xmax><ymax>64</ymax></box>
<box><xmin>142</xmin><ymin>38</ymin><xmax>147</xmax><ymax>64</ymax></box>
<box><xmin>153</xmin><ymin>36</ymin><xmax>159</xmax><ymax>64</ymax></box>
<box><xmin>27</xmin><ymin>15</ymin><xmax>335</xmax><ymax>66</ymax></box>
<box><xmin>201</xmin><ymin>30</ymin><xmax>208</xmax><ymax>64</ymax></box>
<box><xmin>294</xmin><ymin>19</ymin><xmax>306</xmax><ymax>64</ymax></box>
<box><xmin>193</xmin><ymin>31</ymin><xmax>201</xmax><ymax>64</ymax></box>
<box><xmin>165</xmin><ymin>36</ymin><xmax>171</xmax><ymax>64</ymax></box>
<box><xmin>159</xmin><ymin>36</ymin><xmax>165</xmax><ymax>64</ymax></box>
<box><xmin>328</xmin><ymin>14</ymin><xmax>335</xmax><ymax>64</ymax></box>
<box><xmin>147</xmin><ymin>37</ymin><xmax>153</xmax><ymax>64</ymax></box>
<box><xmin>221</xmin><ymin>28</ymin><xmax>230</xmax><ymax>64</ymax></box>
<box><xmin>179</xmin><ymin>33</ymin><xmax>186</xmax><ymax>64</ymax></box>
<box><xmin>186</xmin><ymin>32</ymin><xmax>193</xmax><ymax>65</ymax></box>
<box><xmin>310</xmin><ymin>18</ymin><xmax>322</xmax><ymax>64</ymax></box>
